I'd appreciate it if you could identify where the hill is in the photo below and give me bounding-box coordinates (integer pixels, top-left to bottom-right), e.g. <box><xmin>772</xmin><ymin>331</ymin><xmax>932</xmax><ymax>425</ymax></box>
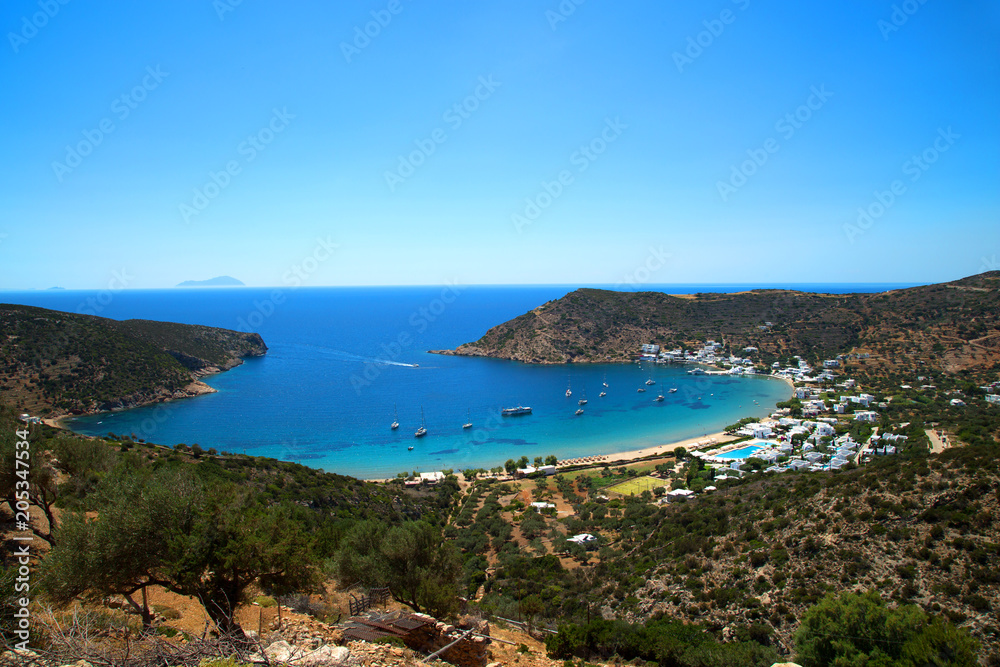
<box><xmin>176</xmin><ymin>275</ymin><xmax>245</xmax><ymax>287</ymax></box>
<box><xmin>439</xmin><ymin>272</ymin><xmax>1000</xmax><ymax>377</ymax></box>
<box><xmin>0</xmin><ymin>304</ymin><xmax>266</xmax><ymax>416</ymax></box>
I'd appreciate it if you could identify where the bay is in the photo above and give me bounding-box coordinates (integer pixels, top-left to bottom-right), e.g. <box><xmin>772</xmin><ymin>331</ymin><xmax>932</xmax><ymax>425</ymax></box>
<box><xmin>2</xmin><ymin>283</ymin><xmax>915</xmax><ymax>478</ymax></box>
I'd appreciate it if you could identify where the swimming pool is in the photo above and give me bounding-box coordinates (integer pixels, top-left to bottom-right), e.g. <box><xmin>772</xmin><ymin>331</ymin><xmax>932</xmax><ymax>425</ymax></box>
<box><xmin>716</xmin><ymin>444</ymin><xmax>765</xmax><ymax>459</ymax></box>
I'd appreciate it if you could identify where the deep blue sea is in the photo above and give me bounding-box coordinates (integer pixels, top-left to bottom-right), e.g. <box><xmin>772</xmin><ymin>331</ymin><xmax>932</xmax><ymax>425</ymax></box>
<box><xmin>2</xmin><ymin>284</ymin><xmax>916</xmax><ymax>478</ymax></box>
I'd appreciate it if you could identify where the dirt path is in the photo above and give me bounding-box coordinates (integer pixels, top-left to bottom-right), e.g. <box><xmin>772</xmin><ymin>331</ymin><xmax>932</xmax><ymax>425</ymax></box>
<box><xmin>925</xmin><ymin>429</ymin><xmax>949</xmax><ymax>453</ymax></box>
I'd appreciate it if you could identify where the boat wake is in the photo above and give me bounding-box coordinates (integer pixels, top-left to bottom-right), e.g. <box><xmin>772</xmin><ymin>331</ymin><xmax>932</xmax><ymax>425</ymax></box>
<box><xmin>313</xmin><ymin>347</ymin><xmax>419</xmax><ymax>367</ymax></box>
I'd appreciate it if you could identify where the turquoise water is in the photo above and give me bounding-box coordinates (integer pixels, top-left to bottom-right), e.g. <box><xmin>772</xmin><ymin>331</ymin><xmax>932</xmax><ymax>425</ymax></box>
<box><xmin>716</xmin><ymin>444</ymin><xmax>765</xmax><ymax>459</ymax></box>
<box><xmin>0</xmin><ymin>285</ymin><xmax>914</xmax><ymax>479</ymax></box>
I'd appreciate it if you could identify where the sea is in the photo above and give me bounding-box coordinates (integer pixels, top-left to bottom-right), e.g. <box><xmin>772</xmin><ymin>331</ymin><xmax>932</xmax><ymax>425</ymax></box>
<box><xmin>2</xmin><ymin>283</ymin><xmax>917</xmax><ymax>479</ymax></box>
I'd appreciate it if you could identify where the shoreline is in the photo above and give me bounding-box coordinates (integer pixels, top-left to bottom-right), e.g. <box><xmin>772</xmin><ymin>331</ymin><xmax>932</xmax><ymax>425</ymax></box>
<box><xmin>368</xmin><ymin>430</ymin><xmax>739</xmax><ymax>483</ymax></box>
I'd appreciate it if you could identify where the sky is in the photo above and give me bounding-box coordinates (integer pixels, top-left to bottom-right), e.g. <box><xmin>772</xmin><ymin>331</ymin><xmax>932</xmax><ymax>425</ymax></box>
<box><xmin>1</xmin><ymin>1</ymin><xmax>998</xmax><ymax>290</ymax></box>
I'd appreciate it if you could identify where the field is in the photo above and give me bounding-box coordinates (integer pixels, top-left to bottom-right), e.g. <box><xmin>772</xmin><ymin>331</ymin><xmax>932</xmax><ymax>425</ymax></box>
<box><xmin>606</xmin><ymin>475</ymin><xmax>669</xmax><ymax>496</ymax></box>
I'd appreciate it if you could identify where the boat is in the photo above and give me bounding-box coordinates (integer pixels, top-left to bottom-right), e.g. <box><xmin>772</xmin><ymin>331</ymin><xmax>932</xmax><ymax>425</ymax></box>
<box><xmin>669</xmin><ymin>387</ymin><xmax>677</xmax><ymax>393</ymax></box>
<box><xmin>502</xmin><ymin>405</ymin><xmax>532</xmax><ymax>416</ymax></box>
<box><xmin>578</xmin><ymin>390</ymin><xmax>587</xmax><ymax>406</ymax></box>
<box><xmin>414</xmin><ymin>407</ymin><xmax>427</xmax><ymax>438</ymax></box>
<box><xmin>599</xmin><ymin>391</ymin><xmax>607</xmax><ymax>397</ymax></box>
<box><xmin>575</xmin><ymin>408</ymin><xmax>584</xmax><ymax>415</ymax></box>
<box><xmin>462</xmin><ymin>409</ymin><xmax>472</xmax><ymax>429</ymax></box>
<box><xmin>408</xmin><ymin>446</ymin><xmax>414</xmax><ymax>451</ymax></box>
<box><xmin>645</xmin><ymin>376</ymin><xmax>656</xmax><ymax>385</ymax></box>
<box><xmin>602</xmin><ymin>374</ymin><xmax>608</xmax><ymax>388</ymax></box>
<box><xmin>637</xmin><ymin>387</ymin><xmax>646</xmax><ymax>393</ymax></box>
<box><xmin>655</xmin><ymin>394</ymin><xmax>664</xmax><ymax>401</ymax></box>
<box><xmin>565</xmin><ymin>378</ymin><xmax>572</xmax><ymax>397</ymax></box>
<box><xmin>391</xmin><ymin>403</ymin><xmax>399</xmax><ymax>430</ymax></box>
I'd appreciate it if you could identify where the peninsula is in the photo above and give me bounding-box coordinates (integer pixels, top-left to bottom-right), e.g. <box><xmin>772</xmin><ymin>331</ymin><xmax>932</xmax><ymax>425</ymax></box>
<box><xmin>434</xmin><ymin>273</ymin><xmax>1000</xmax><ymax>376</ymax></box>
<box><xmin>0</xmin><ymin>303</ymin><xmax>266</xmax><ymax>417</ymax></box>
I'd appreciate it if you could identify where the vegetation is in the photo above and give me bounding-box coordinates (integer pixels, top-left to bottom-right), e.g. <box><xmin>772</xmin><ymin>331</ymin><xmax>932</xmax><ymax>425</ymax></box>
<box><xmin>794</xmin><ymin>591</ymin><xmax>979</xmax><ymax>666</ymax></box>
<box><xmin>0</xmin><ymin>303</ymin><xmax>266</xmax><ymax>415</ymax></box>
<box><xmin>449</xmin><ymin>272</ymin><xmax>1000</xmax><ymax>372</ymax></box>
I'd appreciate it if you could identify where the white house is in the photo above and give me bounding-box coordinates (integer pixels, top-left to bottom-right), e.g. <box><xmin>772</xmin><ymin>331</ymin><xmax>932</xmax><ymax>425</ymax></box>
<box><xmin>567</xmin><ymin>533</ymin><xmax>598</xmax><ymax>548</ymax></box>
<box><xmin>815</xmin><ymin>423</ymin><xmax>836</xmax><ymax>437</ymax></box>
<box><xmin>824</xmin><ymin>359</ymin><xmax>841</xmax><ymax>368</ymax></box>
<box><xmin>950</xmin><ymin>398</ymin><xmax>966</xmax><ymax>407</ymax></box>
<box><xmin>986</xmin><ymin>394</ymin><xmax>1000</xmax><ymax>405</ymax></box>
<box><xmin>854</xmin><ymin>411</ymin><xmax>878</xmax><ymax>423</ymax></box>
<box><xmin>419</xmin><ymin>471</ymin><xmax>446</xmax><ymax>484</ymax></box>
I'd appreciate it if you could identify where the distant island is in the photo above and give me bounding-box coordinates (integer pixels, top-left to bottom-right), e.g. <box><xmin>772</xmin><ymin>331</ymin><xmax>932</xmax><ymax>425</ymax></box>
<box><xmin>176</xmin><ymin>276</ymin><xmax>245</xmax><ymax>287</ymax></box>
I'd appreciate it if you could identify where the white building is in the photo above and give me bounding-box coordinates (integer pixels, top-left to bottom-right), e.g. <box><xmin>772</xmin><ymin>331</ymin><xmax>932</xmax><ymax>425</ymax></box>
<box><xmin>854</xmin><ymin>411</ymin><xmax>878</xmax><ymax>423</ymax></box>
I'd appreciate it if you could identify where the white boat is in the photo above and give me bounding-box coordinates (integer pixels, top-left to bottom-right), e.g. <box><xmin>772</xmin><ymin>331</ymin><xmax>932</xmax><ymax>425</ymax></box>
<box><xmin>599</xmin><ymin>391</ymin><xmax>607</xmax><ymax>397</ymax></box>
<box><xmin>565</xmin><ymin>378</ymin><xmax>572</xmax><ymax>397</ymax></box>
<box><xmin>602</xmin><ymin>374</ymin><xmax>608</xmax><ymax>388</ymax></box>
<box><xmin>391</xmin><ymin>403</ymin><xmax>399</xmax><ymax>430</ymax></box>
<box><xmin>578</xmin><ymin>390</ymin><xmax>587</xmax><ymax>406</ymax></box>
<box><xmin>637</xmin><ymin>387</ymin><xmax>646</xmax><ymax>393</ymax></box>
<box><xmin>414</xmin><ymin>407</ymin><xmax>427</xmax><ymax>437</ymax></box>
<box><xmin>645</xmin><ymin>377</ymin><xmax>656</xmax><ymax>385</ymax></box>
<box><xmin>408</xmin><ymin>446</ymin><xmax>414</xmax><ymax>451</ymax></box>
<box><xmin>502</xmin><ymin>406</ymin><xmax>532</xmax><ymax>416</ymax></box>
<box><xmin>575</xmin><ymin>408</ymin><xmax>584</xmax><ymax>415</ymax></box>
<box><xmin>462</xmin><ymin>408</ymin><xmax>472</xmax><ymax>429</ymax></box>
<box><xmin>669</xmin><ymin>387</ymin><xmax>677</xmax><ymax>393</ymax></box>
<box><xmin>655</xmin><ymin>394</ymin><xmax>664</xmax><ymax>401</ymax></box>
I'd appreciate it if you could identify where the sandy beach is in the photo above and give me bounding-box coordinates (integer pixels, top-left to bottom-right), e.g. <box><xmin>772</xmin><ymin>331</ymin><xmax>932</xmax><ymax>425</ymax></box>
<box><xmin>553</xmin><ymin>430</ymin><xmax>736</xmax><ymax>468</ymax></box>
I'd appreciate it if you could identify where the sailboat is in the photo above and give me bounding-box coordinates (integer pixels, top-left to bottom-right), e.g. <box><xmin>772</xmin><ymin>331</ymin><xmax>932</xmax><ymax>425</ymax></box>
<box><xmin>599</xmin><ymin>390</ymin><xmax>607</xmax><ymax>397</ymax></box>
<box><xmin>669</xmin><ymin>387</ymin><xmax>677</xmax><ymax>393</ymax></box>
<box><xmin>645</xmin><ymin>375</ymin><xmax>656</xmax><ymax>386</ymax></box>
<box><xmin>602</xmin><ymin>374</ymin><xmax>608</xmax><ymax>388</ymax></box>
<box><xmin>578</xmin><ymin>389</ymin><xmax>588</xmax><ymax>406</ymax></box>
<box><xmin>565</xmin><ymin>378</ymin><xmax>572</xmax><ymax>397</ymax></box>
<box><xmin>575</xmin><ymin>408</ymin><xmax>584</xmax><ymax>415</ymax></box>
<box><xmin>391</xmin><ymin>403</ymin><xmax>399</xmax><ymax>430</ymax></box>
<box><xmin>655</xmin><ymin>393</ymin><xmax>665</xmax><ymax>402</ymax></box>
<box><xmin>462</xmin><ymin>409</ymin><xmax>473</xmax><ymax>429</ymax></box>
<box><xmin>414</xmin><ymin>407</ymin><xmax>427</xmax><ymax>438</ymax></box>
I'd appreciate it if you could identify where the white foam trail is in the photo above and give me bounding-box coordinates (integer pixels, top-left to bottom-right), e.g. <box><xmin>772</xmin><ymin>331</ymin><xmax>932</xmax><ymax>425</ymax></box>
<box><xmin>313</xmin><ymin>347</ymin><xmax>418</xmax><ymax>367</ymax></box>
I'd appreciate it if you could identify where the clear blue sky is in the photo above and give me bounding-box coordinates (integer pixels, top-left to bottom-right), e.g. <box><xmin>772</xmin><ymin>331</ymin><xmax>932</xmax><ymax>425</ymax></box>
<box><xmin>1</xmin><ymin>1</ymin><xmax>998</xmax><ymax>289</ymax></box>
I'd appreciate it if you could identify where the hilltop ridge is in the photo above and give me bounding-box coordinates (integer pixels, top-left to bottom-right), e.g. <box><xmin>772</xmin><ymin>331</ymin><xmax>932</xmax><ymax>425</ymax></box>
<box><xmin>437</xmin><ymin>272</ymin><xmax>1000</xmax><ymax>376</ymax></box>
<box><xmin>0</xmin><ymin>303</ymin><xmax>266</xmax><ymax>416</ymax></box>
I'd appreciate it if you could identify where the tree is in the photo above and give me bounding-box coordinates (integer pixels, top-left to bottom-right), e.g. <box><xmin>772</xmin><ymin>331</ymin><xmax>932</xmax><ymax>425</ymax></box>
<box><xmin>517</xmin><ymin>456</ymin><xmax>529</xmax><ymax>469</ymax></box>
<box><xmin>504</xmin><ymin>459</ymin><xmax>517</xmax><ymax>475</ymax></box>
<box><xmin>545</xmin><ymin>455</ymin><xmax>558</xmax><ymax>466</ymax></box>
<box><xmin>533</xmin><ymin>456</ymin><xmax>543</xmax><ymax>467</ymax></box>
<box><xmin>0</xmin><ymin>422</ymin><xmax>59</xmax><ymax>546</ymax></box>
<box><xmin>335</xmin><ymin>520</ymin><xmax>461</xmax><ymax>619</ymax></box>
<box><xmin>42</xmin><ymin>464</ymin><xmax>318</xmax><ymax>635</ymax></box>
<box><xmin>794</xmin><ymin>591</ymin><xmax>979</xmax><ymax>667</ymax></box>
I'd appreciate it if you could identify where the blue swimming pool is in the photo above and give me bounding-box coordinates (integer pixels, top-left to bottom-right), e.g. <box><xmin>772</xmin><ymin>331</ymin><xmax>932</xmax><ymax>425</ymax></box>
<box><xmin>716</xmin><ymin>444</ymin><xmax>764</xmax><ymax>459</ymax></box>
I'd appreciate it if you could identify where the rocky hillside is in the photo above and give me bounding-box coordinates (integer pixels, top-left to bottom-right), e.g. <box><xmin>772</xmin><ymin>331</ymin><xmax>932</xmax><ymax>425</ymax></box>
<box><xmin>0</xmin><ymin>304</ymin><xmax>267</xmax><ymax>416</ymax></box>
<box><xmin>457</xmin><ymin>444</ymin><xmax>1000</xmax><ymax>660</ymax></box>
<box><xmin>439</xmin><ymin>272</ymin><xmax>1000</xmax><ymax>375</ymax></box>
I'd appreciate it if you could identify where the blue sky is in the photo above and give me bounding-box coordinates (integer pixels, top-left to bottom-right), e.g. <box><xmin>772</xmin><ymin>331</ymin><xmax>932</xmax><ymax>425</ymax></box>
<box><xmin>1</xmin><ymin>0</ymin><xmax>998</xmax><ymax>289</ymax></box>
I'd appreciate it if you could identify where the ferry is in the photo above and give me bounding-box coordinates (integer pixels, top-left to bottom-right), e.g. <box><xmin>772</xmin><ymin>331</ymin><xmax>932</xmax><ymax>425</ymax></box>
<box><xmin>502</xmin><ymin>406</ymin><xmax>532</xmax><ymax>416</ymax></box>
